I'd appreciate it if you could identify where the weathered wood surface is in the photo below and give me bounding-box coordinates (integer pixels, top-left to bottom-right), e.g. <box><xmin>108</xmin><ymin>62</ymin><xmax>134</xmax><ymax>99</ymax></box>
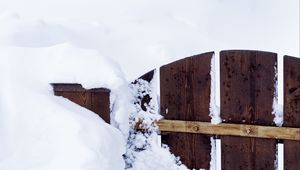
<box><xmin>220</xmin><ymin>50</ymin><xmax>277</xmax><ymax>170</ymax></box>
<box><xmin>160</xmin><ymin>52</ymin><xmax>213</xmax><ymax>169</ymax></box>
<box><xmin>155</xmin><ymin>120</ymin><xmax>300</xmax><ymax>140</ymax></box>
<box><xmin>52</xmin><ymin>83</ymin><xmax>110</xmax><ymax>123</ymax></box>
<box><xmin>284</xmin><ymin>56</ymin><xmax>300</xmax><ymax>170</ymax></box>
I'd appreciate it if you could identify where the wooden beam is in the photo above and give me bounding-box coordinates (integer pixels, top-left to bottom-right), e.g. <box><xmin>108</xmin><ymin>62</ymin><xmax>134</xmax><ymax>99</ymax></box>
<box><xmin>156</xmin><ymin>120</ymin><xmax>300</xmax><ymax>141</ymax></box>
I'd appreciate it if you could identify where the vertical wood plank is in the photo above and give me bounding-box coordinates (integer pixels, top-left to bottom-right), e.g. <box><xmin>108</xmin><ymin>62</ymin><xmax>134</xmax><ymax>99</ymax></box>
<box><xmin>220</xmin><ymin>50</ymin><xmax>277</xmax><ymax>170</ymax></box>
<box><xmin>91</xmin><ymin>91</ymin><xmax>110</xmax><ymax>123</ymax></box>
<box><xmin>284</xmin><ymin>55</ymin><xmax>300</xmax><ymax>170</ymax></box>
<box><xmin>161</xmin><ymin>52</ymin><xmax>213</xmax><ymax>169</ymax></box>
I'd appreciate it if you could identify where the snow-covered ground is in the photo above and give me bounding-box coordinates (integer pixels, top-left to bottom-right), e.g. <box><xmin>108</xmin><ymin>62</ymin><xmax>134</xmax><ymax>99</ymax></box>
<box><xmin>0</xmin><ymin>0</ymin><xmax>298</xmax><ymax>170</ymax></box>
<box><xmin>0</xmin><ymin>44</ymin><xmax>129</xmax><ymax>170</ymax></box>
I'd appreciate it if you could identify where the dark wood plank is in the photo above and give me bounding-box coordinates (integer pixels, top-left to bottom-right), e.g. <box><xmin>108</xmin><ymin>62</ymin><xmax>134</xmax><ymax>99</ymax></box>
<box><xmin>161</xmin><ymin>52</ymin><xmax>213</xmax><ymax>169</ymax></box>
<box><xmin>138</xmin><ymin>70</ymin><xmax>155</xmax><ymax>82</ymax></box>
<box><xmin>52</xmin><ymin>83</ymin><xmax>85</xmax><ymax>92</ymax></box>
<box><xmin>53</xmin><ymin>84</ymin><xmax>110</xmax><ymax>123</ymax></box>
<box><xmin>284</xmin><ymin>55</ymin><xmax>300</xmax><ymax>170</ymax></box>
<box><xmin>220</xmin><ymin>50</ymin><xmax>277</xmax><ymax>170</ymax></box>
<box><xmin>91</xmin><ymin>91</ymin><xmax>110</xmax><ymax>123</ymax></box>
<box><xmin>52</xmin><ymin>83</ymin><xmax>110</xmax><ymax>92</ymax></box>
<box><xmin>55</xmin><ymin>91</ymin><xmax>92</xmax><ymax>110</ymax></box>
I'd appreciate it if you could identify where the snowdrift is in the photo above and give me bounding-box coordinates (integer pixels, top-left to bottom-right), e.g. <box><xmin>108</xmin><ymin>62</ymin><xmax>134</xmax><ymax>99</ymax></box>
<box><xmin>0</xmin><ymin>44</ymin><xmax>129</xmax><ymax>170</ymax></box>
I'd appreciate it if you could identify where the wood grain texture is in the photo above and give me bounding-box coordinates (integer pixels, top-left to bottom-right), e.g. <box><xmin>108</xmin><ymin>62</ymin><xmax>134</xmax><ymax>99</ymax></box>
<box><xmin>220</xmin><ymin>50</ymin><xmax>277</xmax><ymax>170</ymax></box>
<box><xmin>54</xmin><ymin>91</ymin><xmax>92</xmax><ymax>110</ymax></box>
<box><xmin>160</xmin><ymin>52</ymin><xmax>213</xmax><ymax>169</ymax></box>
<box><xmin>91</xmin><ymin>91</ymin><xmax>110</xmax><ymax>123</ymax></box>
<box><xmin>53</xmin><ymin>84</ymin><xmax>110</xmax><ymax>123</ymax></box>
<box><xmin>156</xmin><ymin>120</ymin><xmax>300</xmax><ymax>140</ymax></box>
<box><xmin>284</xmin><ymin>56</ymin><xmax>300</xmax><ymax>170</ymax></box>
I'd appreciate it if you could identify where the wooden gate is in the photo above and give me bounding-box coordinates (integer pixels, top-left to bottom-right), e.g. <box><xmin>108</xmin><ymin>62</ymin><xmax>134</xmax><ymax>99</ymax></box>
<box><xmin>159</xmin><ymin>50</ymin><xmax>300</xmax><ymax>170</ymax></box>
<box><xmin>50</xmin><ymin>50</ymin><xmax>300</xmax><ymax>170</ymax></box>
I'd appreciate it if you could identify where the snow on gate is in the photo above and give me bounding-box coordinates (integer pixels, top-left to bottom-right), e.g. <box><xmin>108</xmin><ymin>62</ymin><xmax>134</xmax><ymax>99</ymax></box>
<box><xmin>139</xmin><ymin>50</ymin><xmax>300</xmax><ymax>170</ymax></box>
<box><xmin>52</xmin><ymin>50</ymin><xmax>300</xmax><ymax>170</ymax></box>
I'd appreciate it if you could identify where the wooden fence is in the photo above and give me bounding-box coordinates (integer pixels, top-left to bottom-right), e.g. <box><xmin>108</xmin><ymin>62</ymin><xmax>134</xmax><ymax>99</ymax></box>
<box><xmin>50</xmin><ymin>50</ymin><xmax>299</xmax><ymax>170</ymax></box>
<box><xmin>157</xmin><ymin>50</ymin><xmax>300</xmax><ymax>170</ymax></box>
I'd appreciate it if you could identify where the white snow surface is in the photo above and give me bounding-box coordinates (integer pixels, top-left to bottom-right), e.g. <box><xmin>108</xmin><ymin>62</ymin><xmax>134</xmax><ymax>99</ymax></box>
<box><xmin>125</xmin><ymin>74</ymin><xmax>188</xmax><ymax>170</ymax></box>
<box><xmin>0</xmin><ymin>0</ymin><xmax>299</xmax><ymax>81</ymax></box>
<box><xmin>210</xmin><ymin>54</ymin><xmax>221</xmax><ymax>124</ymax></box>
<box><xmin>129</xmin><ymin>143</ymin><xmax>187</xmax><ymax>170</ymax></box>
<box><xmin>0</xmin><ymin>44</ymin><xmax>129</xmax><ymax>170</ymax></box>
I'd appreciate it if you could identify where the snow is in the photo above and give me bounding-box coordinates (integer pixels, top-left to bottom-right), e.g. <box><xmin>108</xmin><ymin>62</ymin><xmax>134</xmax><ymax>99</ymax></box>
<box><xmin>1</xmin><ymin>0</ymin><xmax>298</xmax><ymax>80</ymax></box>
<box><xmin>272</xmin><ymin>61</ymin><xmax>284</xmax><ymax>127</ymax></box>
<box><xmin>210</xmin><ymin>53</ymin><xmax>221</xmax><ymax>125</ymax></box>
<box><xmin>0</xmin><ymin>1</ymin><xmax>298</xmax><ymax>169</ymax></box>
<box><xmin>125</xmin><ymin>73</ymin><xmax>187</xmax><ymax>170</ymax></box>
<box><xmin>209</xmin><ymin>138</ymin><xmax>217</xmax><ymax>170</ymax></box>
<box><xmin>129</xmin><ymin>143</ymin><xmax>187</xmax><ymax>170</ymax></box>
<box><xmin>0</xmin><ymin>44</ymin><xmax>129</xmax><ymax>170</ymax></box>
<box><xmin>0</xmin><ymin>12</ymin><xmax>185</xmax><ymax>170</ymax></box>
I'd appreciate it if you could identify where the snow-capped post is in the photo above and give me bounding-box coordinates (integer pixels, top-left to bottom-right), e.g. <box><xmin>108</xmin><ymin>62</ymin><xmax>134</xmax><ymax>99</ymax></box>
<box><xmin>125</xmin><ymin>70</ymin><xmax>154</xmax><ymax>168</ymax></box>
<box><xmin>220</xmin><ymin>50</ymin><xmax>277</xmax><ymax>170</ymax></box>
<box><xmin>160</xmin><ymin>52</ymin><xmax>213</xmax><ymax>169</ymax></box>
<box><xmin>132</xmin><ymin>70</ymin><xmax>155</xmax><ymax>114</ymax></box>
<box><xmin>283</xmin><ymin>55</ymin><xmax>300</xmax><ymax>170</ymax></box>
<box><xmin>130</xmin><ymin>70</ymin><xmax>159</xmax><ymax>131</ymax></box>
<box><xmin>126</xmin><ymin>69</ymin><xmax>189</xmax><ymax>170</ymax></box>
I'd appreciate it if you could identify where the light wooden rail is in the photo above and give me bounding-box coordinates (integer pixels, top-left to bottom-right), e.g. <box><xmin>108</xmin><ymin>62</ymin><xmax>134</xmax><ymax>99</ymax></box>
<box><xmin>155</xmin><ymin>119</ymin><xmax>300</xmax><ymax>141</ymax></box>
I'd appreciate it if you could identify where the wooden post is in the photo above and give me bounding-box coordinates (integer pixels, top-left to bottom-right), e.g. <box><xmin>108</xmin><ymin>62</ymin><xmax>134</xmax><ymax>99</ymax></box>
<box><xmin>52</xmin><ymin>83</ymin><xmax>110</xmax><ymax>123</ymax></box>
<box><xmin>220</xmin><ymin>50</ymin><xmax>277</xmax><ymax>169</ymax></box>
<box><xmin>284</xmin><ymin>55</ymin><xmax>300</xmax><ymax>170</ymax></box>
<box><xmin>160</xmin><ymin>52</ymin><xmax>213</xmax><ymax>169</ymax></box>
